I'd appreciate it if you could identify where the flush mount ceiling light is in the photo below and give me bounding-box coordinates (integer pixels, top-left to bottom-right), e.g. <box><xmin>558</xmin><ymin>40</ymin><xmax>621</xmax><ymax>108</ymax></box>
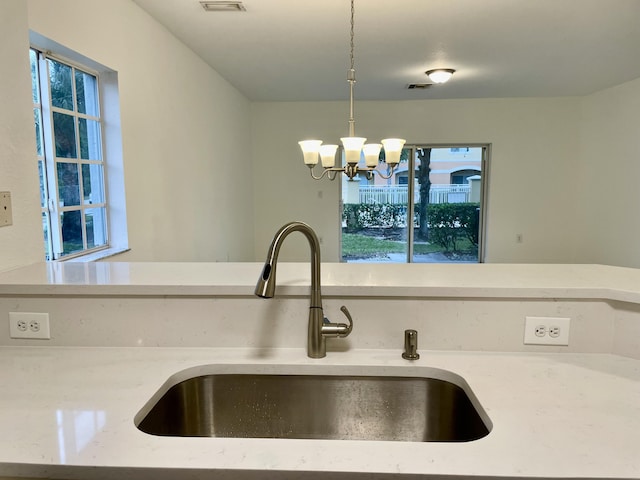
<box><xmin>299</xmin><ymin>0</ymin><xmax>405</xmax><ymax>181</ymax></box>
<box><xmin>425</xmin><ymin>68</ymin><xmax>456</xmax><ymax>84</ymax></box>
<box><xmin>200</xmin><ymin>1</ymin><xmax>246</xmax><ymax>12</ymax></box>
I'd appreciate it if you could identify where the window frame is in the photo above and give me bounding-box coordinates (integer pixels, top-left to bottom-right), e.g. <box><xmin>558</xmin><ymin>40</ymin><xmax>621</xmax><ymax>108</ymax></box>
<box><xmin>31</xmin><ymin>47</ymin><xmax>110</xmax><ymax>260</ymax></box>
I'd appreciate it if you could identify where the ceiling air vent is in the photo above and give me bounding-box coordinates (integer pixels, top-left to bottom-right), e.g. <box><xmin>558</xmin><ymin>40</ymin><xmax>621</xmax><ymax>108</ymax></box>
<box><xmin>200</xmin><ymin>1</ymin><xmax>246</xmax><ymax>12</ymax></box>
<box><xmin>407</xmin><ymin>83</ymin><xmax>432</xmax><ymax>90</ymax></box>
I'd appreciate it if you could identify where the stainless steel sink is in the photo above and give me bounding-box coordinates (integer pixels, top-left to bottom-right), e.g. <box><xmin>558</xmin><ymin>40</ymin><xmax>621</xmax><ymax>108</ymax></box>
<box><xmin>136</xmin><ymin>372</ymin><xmax>491</xmax><ymax>442</ymax></box>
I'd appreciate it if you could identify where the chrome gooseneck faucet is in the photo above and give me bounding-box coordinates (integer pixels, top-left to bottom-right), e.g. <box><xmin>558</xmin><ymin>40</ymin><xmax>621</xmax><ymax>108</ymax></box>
<box><xmin>255</xmin><ymin>221</ymin><xmax>353</xmax><ymax>358</ymax></box>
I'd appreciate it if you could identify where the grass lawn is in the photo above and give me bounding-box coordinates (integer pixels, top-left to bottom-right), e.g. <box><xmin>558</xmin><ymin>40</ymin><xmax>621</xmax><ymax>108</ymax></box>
<box><xmin>342</xmin><ymin>232</ymin><xmax>476</xmax><ymax>258</ymax></box>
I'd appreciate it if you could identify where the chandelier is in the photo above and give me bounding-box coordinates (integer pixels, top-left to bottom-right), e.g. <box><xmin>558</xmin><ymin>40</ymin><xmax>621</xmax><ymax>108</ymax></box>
<box><xmin>298</xmin><ymin>0</ymin><xmax>405</xmax><ymax>181</ymax></box>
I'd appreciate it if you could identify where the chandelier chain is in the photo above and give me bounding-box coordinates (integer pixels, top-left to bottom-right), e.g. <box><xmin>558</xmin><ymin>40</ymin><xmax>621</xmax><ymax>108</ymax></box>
<box><xmin>347</xmin><ymin>0</ymin><xmax>356</xmax><ymax>136</ymax></box>
<box><xmin>350</xmin><ymin>0</ymin><xmax>355</xmax><ymax>71</ymax></box>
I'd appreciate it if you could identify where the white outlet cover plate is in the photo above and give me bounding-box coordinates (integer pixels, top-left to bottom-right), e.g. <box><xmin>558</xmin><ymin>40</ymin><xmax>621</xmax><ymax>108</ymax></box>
<box><xmin>9</xmin><ymin>312</ymin><xmax>51</xmax><ymax>339</ymax></box>
<box><xmin>0</xmin><ymin>191</ymin><xmax>12</xmax><ymax>227</ymax></box>
<box><xmin>524</xmin><ymin>316</ymin><xmax>570</xmax><ymax>346</ymax></box>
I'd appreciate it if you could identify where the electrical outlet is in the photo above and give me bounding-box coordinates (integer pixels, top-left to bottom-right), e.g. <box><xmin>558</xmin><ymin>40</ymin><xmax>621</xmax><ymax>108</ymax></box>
<box><xmin>534</xmin><ymin>325</ymin><xmax>546</xmax><ymax>337</ymax></box>
<box><xmin>0</xmin><ymin>191</ymin><xmax>12</xmax><ymax>227</ymax></box>
<box><xmin>9</xmin><ymin>312</ymin><xmax>50</xmax><ymax>339</ymax></box>
<box><xmin>524</xmin><ymin>316</ymin><xmax>570</xmax><ymax>346</ymax></box>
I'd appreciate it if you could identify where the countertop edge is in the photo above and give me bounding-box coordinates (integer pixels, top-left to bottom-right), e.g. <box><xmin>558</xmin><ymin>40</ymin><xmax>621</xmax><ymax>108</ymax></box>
<box><xmin>1</xmin><ymin>262</ymin><xmax>639</xmax><ymax>304</ymax></box>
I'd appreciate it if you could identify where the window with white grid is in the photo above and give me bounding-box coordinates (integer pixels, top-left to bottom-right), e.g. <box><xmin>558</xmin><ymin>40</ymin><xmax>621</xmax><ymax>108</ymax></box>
<box><xmin>31</xmin><ymin>48</ymin><xmax>108</xmax><ymax>260</ymax></box>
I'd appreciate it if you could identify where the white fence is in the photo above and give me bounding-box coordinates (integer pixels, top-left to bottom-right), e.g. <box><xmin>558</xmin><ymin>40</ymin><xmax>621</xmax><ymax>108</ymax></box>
<box><xmin>358</xmin><ymin>184</ymin><xmax>470</xmax><ymax>205</ymax></box>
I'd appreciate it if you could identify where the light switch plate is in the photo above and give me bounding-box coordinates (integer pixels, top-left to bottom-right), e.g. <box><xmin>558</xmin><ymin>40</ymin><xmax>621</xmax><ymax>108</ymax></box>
<box><xmin>0</xmin><ymin>192</ymin><xmax>12</xmax><ymax>227</ymax></box>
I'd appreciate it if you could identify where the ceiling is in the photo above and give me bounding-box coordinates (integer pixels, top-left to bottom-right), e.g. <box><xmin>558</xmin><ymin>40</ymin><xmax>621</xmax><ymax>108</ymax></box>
<box><xmin>131</xmin><ymin>0</ymin><xmax>640</xmax><ymax>102</ymax></box>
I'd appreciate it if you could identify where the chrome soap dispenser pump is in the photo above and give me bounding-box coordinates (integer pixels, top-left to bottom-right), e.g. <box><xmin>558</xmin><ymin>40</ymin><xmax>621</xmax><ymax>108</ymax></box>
<box><xmin>402</xmin><ymin>329</ymin><xmax>420</xmax><ymax>360</ymax></box>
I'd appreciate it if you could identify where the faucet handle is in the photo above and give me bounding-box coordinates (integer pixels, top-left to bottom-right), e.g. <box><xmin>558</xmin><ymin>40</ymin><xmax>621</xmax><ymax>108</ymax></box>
<box><xmin>338</xmin><ymin>306</ymin><xmax>353</xmax><ymax>336</ymax></box>
<box><xmin>321</xmin><ymin>306</ymin><xmax>353</xmax><ymax>338</ymax></box>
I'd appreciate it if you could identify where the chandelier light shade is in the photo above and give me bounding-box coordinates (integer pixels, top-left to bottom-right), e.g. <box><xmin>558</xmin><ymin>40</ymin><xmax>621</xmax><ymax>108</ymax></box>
<box><xmin>300</xmin><ymin>0</ymin><xmax>406</xmax><ymax>181</ymax></box>
<box><xmin>381</xmin><ymin>138</ymin><xmax>406</xmax><ymax>165</ymax></box>
<box><xmin>362</xmin><ymin>143</ymin><xmax>382</xmax><ymax>167</ymax></box>
<box><xmin>341</xmin><ymin>137</ymin><xmax>367</xmax><ymax>166</ymax></box>
<box><xmin>426</xmin><ymin>68</ymin><xmax>456</xmax><ymax>84</ymax></box>
<box><xmin>299</xmin><ymin>140</ymin><xmax>323</xmax><ymax>165</ymax></box>
<box><xmin>319</xmin><ymin>144</ymin><xmax>338</xmax><ymax>167</ymax></box>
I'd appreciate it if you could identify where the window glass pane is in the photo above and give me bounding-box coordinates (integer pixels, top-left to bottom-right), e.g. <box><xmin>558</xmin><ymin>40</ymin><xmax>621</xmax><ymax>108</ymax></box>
<box><xmin>42</xmin><ymin>212</ymin><xmax>52</xmax><ymax>261</ymax></box>
<box><xmin>53</xmin><ymin>112</ymin><xmax>77</xmax><ymax>158</ymax></box>
<box><xmin>34</xmin><ymin>108</ymin><xmax>43</xmax><ymax>156</ymax></box>
<box><xmin>30</xmin><ymin>49</ymin><xmax>39</xmax><ymax>104</ymax></box>
<box><xmin>75</xmin><ymin>70</ymin><xmax>99</xmax><ymax>116</ymax></box>
<box><xmin>341</xmin><ymin>148</ymin><xmax>410</xmax><ymax>262</ymax></box>
<box><xmin>82</xmin><ymin>164</ymin><xmax>105</xmax><ymax>204</ymax></box>
<box><xmin>413</xmin><ymin>147</ymin><xmax>434</xmax><ymax>260</ymax></box>
<box><xmin>57</xmin><ymin>162</ymin><xmax>81</xmax><ymax>207</ymax></box>
<box><xmin>412</xmin><ymin>147</ymin><xmax>481</xmax><ymax>263</ymax></box>
<box><xmin>79</xmin><ymin>118</ymin><xmax>102</xmax><ymax>160</ymax></box>
<box><xmin>85</xmin><ymin>207</ymin><xmax>107</xmax><ymax>249</ymax></box>
<box><xmin>48</xmin><ymin>59</ymin><xmax>74</xmax><ymax>111</ymax></box>
<box><xmin>60</xmin><ymin>210</ymin><xmax>83</xmax><ymax>256</ymax></box>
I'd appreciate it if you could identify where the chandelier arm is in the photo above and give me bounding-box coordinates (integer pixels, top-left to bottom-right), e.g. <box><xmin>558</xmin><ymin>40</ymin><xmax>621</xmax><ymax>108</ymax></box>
<box><xmin>308</xmin><ymin>163</ymin><xmax>400</xmax><ymax>181</ymax></box>
<box><xmin>308</xmin><ymin>165</ymin><xmax>332</xmax><ymax>181</ymax></box>
<box><xmin>308</xmin><ymin>165</ymin><xmax>347</xmax><ymax>181</ymax></box>
<box><xmin>374</xmin><ymin>163</ymin><xmax>398</xmax><ymax>180</ymax></box>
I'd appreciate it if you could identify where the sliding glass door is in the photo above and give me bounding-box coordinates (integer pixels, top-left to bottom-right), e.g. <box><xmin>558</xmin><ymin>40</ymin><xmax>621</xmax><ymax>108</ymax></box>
<box><xmin>340</xmin><ymin>144</ymin><xmax>489</xmax><ymax>263</ymax></box>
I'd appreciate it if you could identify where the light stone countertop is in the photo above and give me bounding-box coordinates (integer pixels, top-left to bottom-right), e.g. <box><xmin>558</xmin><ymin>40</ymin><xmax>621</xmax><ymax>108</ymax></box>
<box><xmin>1</xmin><ymin>262</ymin><xmax>639</xmax><ymax>479</ymax></box>
<box><xmin>0</xmin><ymin>346</ymin><xmax>639</xmax><ymax>480</ymax></box>
<box><xmin>2</xmin><ymin>262</ymin><xmax>640</xmax><ymax>301</ymax></box>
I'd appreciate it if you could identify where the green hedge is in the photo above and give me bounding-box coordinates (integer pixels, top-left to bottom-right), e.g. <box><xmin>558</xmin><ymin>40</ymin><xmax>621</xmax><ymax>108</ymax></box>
<box><xmin>342</xmin><ymin>204</ymin><xmax>408</xmax><ymax>230</ymax></box>
<box><xmin>427</xmin><ymin>203</ymin><xmax>479</xmax><ymax>251</ymax></box>
<box><xmin>343</xmin><ymin>203</ymin><xmax>479</xmax><ymax>251</ymax></box>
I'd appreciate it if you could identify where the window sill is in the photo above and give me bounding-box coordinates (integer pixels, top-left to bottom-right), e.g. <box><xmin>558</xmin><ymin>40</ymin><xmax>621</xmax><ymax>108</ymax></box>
<box><xmin>61</xmin><ymin>247</ymin><xmax>130</xmax><ymax>263</ymax></box>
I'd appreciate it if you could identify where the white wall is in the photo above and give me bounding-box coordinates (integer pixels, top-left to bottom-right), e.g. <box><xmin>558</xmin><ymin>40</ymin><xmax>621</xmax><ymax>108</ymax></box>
<box><xmin>0</xmin><ymin>0</ymin><xmax>45</xmax><ymax>272</ymax></box>
<box><xmin>25</xmin><ymin>0</ymin><xmax>254</xmax><ymax>262</ymax></box>
<box><xmin>3</xmin><ymin>0</ymin><xmax>640</xmax><ymax>267</ymax></box>
<box><xmin>252</xmin><ymin>97</ymin><xmax>583</xmax><ymax>263</ymax></box>
<box><xmin>576</xmin><ymin>77</ymin><xmax>640</xmax><ymax>268</ymax></box>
